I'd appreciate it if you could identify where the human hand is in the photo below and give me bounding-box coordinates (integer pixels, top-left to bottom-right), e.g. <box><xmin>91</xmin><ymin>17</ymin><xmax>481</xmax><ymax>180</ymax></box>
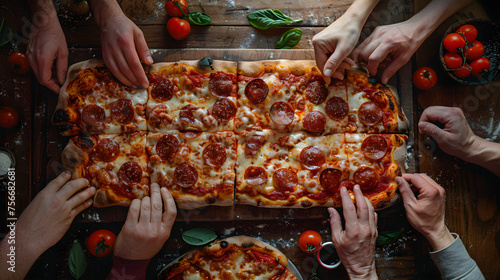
<box><xmin>312</xmin><ymin>16</ymin><xmax>359</xmax><ymax>84</ymax></box>
<box><xmin>99</xmin><ymin>12</ymin><xmax>153</xmax><ymax>89</ymax></box>
<box><xmin>16</xmin><ymin>171</ymin><xmax>94</xmax><ymax>255</ymax></box>
<box><xmin>418</xmin><ymin>106</ymin><xmax>478</xmax><ymax>160</ymax></box>
<box><xmin>328</xmin><ymin>185</ymin><xmax>378</xmax><ymax>280</ymax></box>
<box><xmin>351</xmin><ymin>22</ymin><xmax>421</xmax><ymax>84</ymax></box>
<box><xmin>397</xmin><ymin>174</ymin><xmax>455</xmax><ymax>251</ymax></box>
<box><xmin>113</xmin><ymin>183</ymin><xmax>177</xmax><ymax>260</ymax></box>
<box><xmin>27</xmin><ymin>10</ymin><xmax>69</xmax><ymax>93</ymax></box>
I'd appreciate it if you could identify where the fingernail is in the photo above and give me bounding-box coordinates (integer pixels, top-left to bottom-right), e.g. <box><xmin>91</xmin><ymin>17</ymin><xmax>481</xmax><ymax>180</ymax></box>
<box><xmin>324</xmin><ymin>69</ymin><xmax>332</xmax><ymax>76</ymax></box>
<box><xmin>146</xmin><ymin>54</ymin><xmax>154</xmax><ymax>64</ymax></box>
<box><xmin>341</xmin><ymin>187</ymin><xmax>347</xmax><ymax>194</ymax></box>
<box><xmin>161</xmin><ymin>187</ymin><xmax>167</xmax><ymax>192</ymax></box>
<box><xmin>90</xmin><ymin>186</ymin><xmax>96</xmax><ymax>193</ymax></box>
<box><xmin>419</xmin><ymin>122</ymin><xmax>428</xmax><ymax>130</ymax></box>
<box><xmin>142</xmin><ymin>82</ymin><xmax>149</xmax><ymax>89</ymax></box>
<box><xmin>354</xmin><ymin>184</ymin><xmax>360</xmax><ymax>191</ymax></box>
<box><xmin>395</xmin><ymin>177</ymin><xmax>402</xmax><ymax>185</ymax></box>
<box><xmin>64</xmin><ymin>170</ymin><xmax>72</xmax><ymax>176</ymax></box>
<box><xmin>328</xmin><ymin>208</ymin><xmax>334</xmax><ymax>217</ymax></box>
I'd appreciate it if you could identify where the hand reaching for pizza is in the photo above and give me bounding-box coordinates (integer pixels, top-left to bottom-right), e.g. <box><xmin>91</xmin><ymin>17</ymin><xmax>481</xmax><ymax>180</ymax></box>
<box><xmin>351</xmin><ymin>22</ymin><xmax>422</xmax><ymax>84</ymax></box>
<box><xmin>328</xmin><ymin>186</ymin><xmax>378</xmax><ymax>280</ymax></box>
<box><xmin>113</xmin><ymin>183</ymin><xmax>177</xmax><ymax>260</ymax></box>
<box><xmin>397</xmin><ymin>174</ymin><xmax>455</xmax><ymax>251</ymax></box>
<box><xmin>0</xmin><ymin>171</ymin><xmax>94</xmax><ymax>279</ymax></box>
<box><xmin>90</xmin><ymin>0</ymin><xmax>153</xmax><ymax>89</ymax></box>
<box><xmin>27</xmin><ymin>3</ymin><xmax>69</xmax><ymax>93</ymax></box>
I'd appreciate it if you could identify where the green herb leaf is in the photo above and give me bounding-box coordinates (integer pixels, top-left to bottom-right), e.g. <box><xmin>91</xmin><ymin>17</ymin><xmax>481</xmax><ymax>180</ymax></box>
<box><xmin>182</xmin><ymin>228</ymin><xmax>217</xmax><ymax>246</ymax></box>
<box><xmin>275</xmin><ymin>28</ymin><xmax>302</xmax><ymax>49</ymax></box>
<box><xmin>247</xmin><ymin>9</ymin><xmax>302</xmax><ymax>30</ymax></box>
<box><xmin>376</xmin><ymin>230</ymin><xmax>403</xmax><ymax>246</ymax></box>
<box><xmin>0</xmin><ymin>18</ymin><xmax>13</xmax><ymax>47</ymax></box>
<box><xmin>68</xmin><ymin>241</ymin><xmax>87</xmax><ymax>279</ymax></box>
<box><xmin>189</xmin><ymin>12</ymin><xmax>212</xmax><ymax>26</ymax></box>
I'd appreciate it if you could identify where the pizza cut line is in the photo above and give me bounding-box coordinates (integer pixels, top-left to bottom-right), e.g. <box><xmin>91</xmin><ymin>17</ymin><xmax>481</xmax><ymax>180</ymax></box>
<box><xmin>55</xmin><ymin>58</ymin><xmax>409</xmax><ymax>209</ymax></box>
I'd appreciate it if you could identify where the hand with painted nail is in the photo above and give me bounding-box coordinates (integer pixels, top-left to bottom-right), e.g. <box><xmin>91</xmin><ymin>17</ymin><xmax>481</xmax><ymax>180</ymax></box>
<box><xmin>328</xmin><ymin>186</ymin><xmax>378</xmax><ymax>280</ymax></box>
<box><xmin>90</xmin><ymin>0</ymin><xmax>153</xmax><ymax>89</ymax></box>
<box><xmin>0</xmin><ymin>171</ymin><xmax>94</xmax><ymax>279</ymax></box>
<box><xmin>312</xmin><ymin>0</ymin><xmax>380</xmax><ymax>85</ymax></box>
<box><xmin>27</xmin><ymin>0</ymin><xmax>69</xmax><ymax>93</ymax></box>
<box><xmin>350</xmin><ymin>22</ymin><xmax>419</xmax><ymax>84</ymax></box>
<box><xmin>113</xmin><ymin>183</ymin><xmax>177</xmax><ymax>260</ymax></box>
<box><xmin>397</xmin><ymin>174</ymin><xmax>455</xmax><ymax>251</ymax></box>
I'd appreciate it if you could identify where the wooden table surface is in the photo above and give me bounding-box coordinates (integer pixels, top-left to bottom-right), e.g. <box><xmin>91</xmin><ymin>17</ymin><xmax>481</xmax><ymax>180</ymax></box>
<box><xmin>0</xmin><ymin>0</ymin><xmax>499</xmax><ymax>279</ymax></box>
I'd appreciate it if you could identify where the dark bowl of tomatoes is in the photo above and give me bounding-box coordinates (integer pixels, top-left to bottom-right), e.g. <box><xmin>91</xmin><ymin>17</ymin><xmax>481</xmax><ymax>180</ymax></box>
<box><xmin>440</xmin><ymin>18</ymin><xmax>500</xmax><ymax>86</ymax></box>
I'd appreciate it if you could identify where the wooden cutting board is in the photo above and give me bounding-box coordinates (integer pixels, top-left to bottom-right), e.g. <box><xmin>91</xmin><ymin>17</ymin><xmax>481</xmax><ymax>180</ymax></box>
<box><xmin>37</xmin><ymin>48</ymin><xmax>415</xmax><ymax>224</ymax></box>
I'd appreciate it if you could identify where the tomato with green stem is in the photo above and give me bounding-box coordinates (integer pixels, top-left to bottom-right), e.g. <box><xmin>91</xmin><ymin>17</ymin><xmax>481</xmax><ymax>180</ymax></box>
<box><xmin>443</xmin><ymin>53</ymin><xmax>463</xmax><ymax>70</ymax></box>
<box><xmin>165</xmin><ymin>0</ymin><xmax>188</xmax><ymax>17</ymax></box>
<box><xmin>443</xmin><ymin>33</ymin><xmax>466</xmax><ymax>53</ymax></box>
<box><xmin>456</xmin><ymin>24</ymin><xmax>478</xmax><ymax>43</ymax></box>
<box><xmin>465</xmin><ymin>41</ymin><xmax>484</xmax><ymax>61</ymax></box>
<box><xmin>413</xmin><ymin>67</ymin><xmax>437</xmax><ymax>90</ymax></box>
<box><xmin>298</xmin><ymin>230</ymin><xmax>322</xmax><ymax>254</ymax></box>
<box><xmin>167</xmin><ymin>17</ymin><xmax>191</xmax><ymax>40</ymax></box>
<box><xmin>452</xmin><ymin>65</ymin><xmax>471</xmax><ymax>79</ymax></box>
<box><xmin>86</xmin><ymin>229</ymin><xmax>116</xmax><ymax>257</ymax></box>
<box><xmin>470</xmin><ymin>57</ymin><xmax>490</xmax><ymax>77</ymax></box>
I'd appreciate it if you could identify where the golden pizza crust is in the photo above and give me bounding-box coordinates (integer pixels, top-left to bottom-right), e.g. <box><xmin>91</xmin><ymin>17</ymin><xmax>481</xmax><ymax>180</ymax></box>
<box><xmin>173</xmin><ymin>192</ymin><xmax>233</xmax><ymax>210</ymax></box>
<box><xmin>150</xmin><ymin>60</ymin><xmax>237</xmax><ymax>75</ymax></box>
<box><xmin>61</xmin><ymin>138</ymin><xmax>91</xmax><ymax>180</ymax></box>
<box><xmin>237</xmin><ymin>60</ymin><xmax>318</xmax><ymax>77</ymax></box>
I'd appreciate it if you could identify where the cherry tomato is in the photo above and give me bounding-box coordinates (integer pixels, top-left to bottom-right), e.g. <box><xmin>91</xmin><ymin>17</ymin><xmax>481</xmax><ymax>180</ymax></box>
<box><xmin>68</xmin><ymin>0</ymin><xmax>90</xmax><ymax>15</ymax></box>
<box><xmin>165</xmin><ymin>0</ymin><xmax>189</xmax><ymax>17</ymax></box>
<box><xmin>0</xmin><ymin>106</ymin><xmax>19</xmax><ymax>128</ymax></box>
<box><xmin>8</xmin><ymin>52</ymin><xmax>30</xmax><ymax>75</ymax></box>
<box><xmin>465</xmin><ymin>40</ymin><xmax>484</xmax><ymax>61</ymax></box>
<box><xmin>443</xmin><ymin>33</ymin><xmax>466</xmax><ymax>53</ymax></box>
<box><xmin>86</xmin><ymin>229</ymin><xmax>116</xmax><ymax>257</ymax></box>
<box><xmin>412</xmin><ymin>67</ymin><xmax>437</xmax><ymax>90</ymax></box>
<box><xmin>167</xmin><ymin>17</ymin><xmax>191</xmax><ymax>41</ymax></box>
<box><xmin>470</xmin><ymin>57</ymin><xmax>490</xmax><ymax>77</ymax></box>
<box><xmin>456</xmin><ymin>24</ymin><xmax>478</xmax><ymax>43</ymax></box>
<box><xmin>298</xmin><ymin>230</ymin><xmax>322</xmax><ymax>254</ymax></box>
<box><xmin>452</xmin><ymin>65</ymin><xmax>471</xmax><ymax>79</ymax></box>
<box><xmin>443</xmin><ymin>52</ymin><xmax>463</xmax><ymax>70</ymax></box>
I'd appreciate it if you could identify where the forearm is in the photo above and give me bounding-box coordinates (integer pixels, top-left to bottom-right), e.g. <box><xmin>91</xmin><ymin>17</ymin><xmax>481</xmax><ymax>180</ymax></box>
<box><xmin>401</xmin><ymin>0</ymin><xmax>474</xmax><ymax>44</ymax></box>
<box><xmin>1</xmin><ymin>233</ymin><xmax>45</xmax><ymax>280</ymax></box>
<box><xmin>341</xmin><ymin>0</ymin><xmax>380</xmax><ymax>26</ymax></box>
<box><xmin>27</xmin><ymin>0</ymin><xmax>58</xmax><ymax>25</ymax></box>
<box><xmin>466</xmin><ymin>137</ymin><xmax>500</xmax><ymax>177</ymax></box>
<box><xmin>88</xmin><ymin>0</ymin><xmax>123</xmax><ymax>27</ymax></box>
<box><xmin>423</xmin><ymin>225</ymin><xmax>455</xmax><ymax>252</ymax></box>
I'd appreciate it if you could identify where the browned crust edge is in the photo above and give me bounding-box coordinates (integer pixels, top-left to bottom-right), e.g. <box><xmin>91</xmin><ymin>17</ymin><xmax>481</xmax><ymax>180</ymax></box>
<box><xmin>237</xmin><ymin>60</ymin><xmax>317</xmax><ymax>77</ymax></box>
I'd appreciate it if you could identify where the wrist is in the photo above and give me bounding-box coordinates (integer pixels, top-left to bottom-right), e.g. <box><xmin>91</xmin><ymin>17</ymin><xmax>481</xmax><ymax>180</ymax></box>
<box><xmin>424</xmin><ymin>225</ymin><xmax>455</xmax><ymax>251</ymax></box>
<box><xmin>347</xmin><ymin>262</ymin><xmax>378</xmax><ymax>280</ymax></box>
<box><xmin>88</xmin><ymin>0</ymin><xmax>123</xmax><ymax>27</ymax></box>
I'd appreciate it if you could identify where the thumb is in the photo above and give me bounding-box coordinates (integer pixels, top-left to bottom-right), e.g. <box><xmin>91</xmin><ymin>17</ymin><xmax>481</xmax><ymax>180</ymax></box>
<box><xmin>418</xmin><ymin>122</ymin><xmax>449</xmax><ymax>143</ymax></box>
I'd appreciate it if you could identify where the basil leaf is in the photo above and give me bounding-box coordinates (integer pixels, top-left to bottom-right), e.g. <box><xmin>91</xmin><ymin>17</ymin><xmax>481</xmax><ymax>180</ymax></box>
<box><xmin>0</xmin><ymin>18</ymin><xmax>13</xmax><ymax>47</ymax></box>
<box><xmin>189</xmin><ymin>12</ymin><xmax>212</xmax><ymax>26</ymax></box>
<box><xmin>376</xmin><ymin>230</ymin><xmax>404</xmax><ymax>246</ymax></box>
<box><xmin>247</xmin><ymin>9</ymin><xmax>302</xmax><ymax>30</ymax></box>
<box><xmin>182</xmin><ymin>228</ymin><xmax>217</xmax><ymax>246</ymax></box>
<box><xmin>275</xmin><ymin>28</ymin><xmax>302</xmax><ymax>49</ymax></box>
<box><xmin>68</xmin><ymin>241</ymin><xmax>87</xmax><ymax>279</ymax></box>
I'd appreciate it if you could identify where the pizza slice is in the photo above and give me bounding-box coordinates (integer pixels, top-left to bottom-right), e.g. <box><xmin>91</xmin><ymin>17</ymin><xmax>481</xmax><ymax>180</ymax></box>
<box><xmin>147</xmin><ymin>60</ymin><xmax>238</xmax><ymax>132</ymax></box>
<box><xmin>158</xmin><ymin>236</ymin><xmax>298</xmax><ymax>280</ymax></box>
<box><xmin>52</xmin><ymin>59</ymin><xmax>148</xmax><ymax>136</ymax></box>
<box><xmin>147</xmin><ymin>130</ymin><xmax>237</xmax><ymax>209</ymax></box>
<box><xmin>61</xmin><ymin>132</ymin><xmax>150</xmax><ymax>207</ymax></box>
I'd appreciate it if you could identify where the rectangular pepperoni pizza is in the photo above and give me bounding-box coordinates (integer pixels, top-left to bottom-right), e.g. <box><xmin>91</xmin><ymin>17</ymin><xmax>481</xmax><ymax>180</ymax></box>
<box><xmin>57</xmin><ymin>58</ymin><xmax>409</xmax><ymax>210</ymax></box>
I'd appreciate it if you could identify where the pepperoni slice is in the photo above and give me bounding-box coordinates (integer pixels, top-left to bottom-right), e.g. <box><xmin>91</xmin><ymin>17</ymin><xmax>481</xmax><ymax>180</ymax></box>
<box><xmin>151</xmin><ymin>77</ymin><xmax>175</xmax><ymax>101</ymax></box>
<box><xmin>269</xmin><ymin>101</ymin><xmax>294</xmax><ymax>125</ymax></box>
<box><xmin>306</xmin><ymin>80</ymin><xmax>328</xmax><ymax>105</ymax></box>
<box><xmin>93</xmin><ymin>138</ymin><xmax>120</xmax><ymax>162</ymax></box>
<box><xmin>358</xmin><ymin>101</ymin><xmax>383</xmax><ymax>126</ymax></box>
<box><xmin>300</xmin><ymin>146</ymin><xmax>325</xmax><ymax>170</ymax></box>
<box><xmin>81</xmin><ymin>104</ymin><xmax>105</xmax><ymax>127</ymax></box>
<box><xmin>118</xmin><ymin>161</ymin><xmax>142</xmax><ymax>186</ymax></box>
<box><xmin>273</xmin><ymin>168</ymin><xmax>298</xmax><ymax>192</ymax></box>
<box><xmin>361</xmin><ymin>135</ymin><xmax>388</xmax><ymax>161</ymax></box>
<box><xmin>179</xmin><ymin>105</ymin><xmax>198</xmax><ymax>124</ymax></box>
<box><xmin>353</xmin><ymin>166</ymin><xmax>380</xmax><ymax>190</ymax></box>
<box><xmin>110</xmin><ymin>99</ymin><xmax>134</xmax><ymax>124</ymax></box>
<box><xmin>156</xmin><ymin>134</ymin><xmax>180</xmax><ymax>161</ymax></box>
<box><xmin>174</xmin><ymin>163</ymin><xmax>198</xmax><ymax>188</ymax></box>
<box><xmin>320</xmin><ymin>168</ymin><xmax>342</xmax><ymax>193</ymax></box>
<box><xmin>209</xmin><ymin>72</ymin><xmax>236</xmax><ymax>98</ymax></box>
<box><xmin>179</xmin><ymin>131</ymin><xmax>202</xmax><ymax>139</ymax></box>
<box><xmin>340</xmin><ymin>180</ymin><xmax>355</xmax><ymax>190</ymax></box>
<box><xmin>244</xmin><ymin>166</ymin><xmax>268</xmax><ymax>186</ymax></box>
<box><xmin>303</xmin><ymin>111</ymin><xmax>326</xmax><ymax>133</ymax></box>
<box><xmin>211</xmin><ymin>98</ymin><xmax>236</xmax><ymax>123</ymax></box>
<box><xmin>245</xmin><ymin>135</ymin><xmax>265</xmax><ymax>157</ymax></box>
<box><xmin>325</xmin><ymin>96</ymin><xmax>348</xmax><ymax>121</ymax></box>
<box><xmin>245</xmin><ymin>79</ymin><xmax>269</xmax><ymax>104</ymax></box>
<box><xmin>203</xmin><ymin>143</ymin><xmax>227</xmax><ymax>168</ymax></box>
